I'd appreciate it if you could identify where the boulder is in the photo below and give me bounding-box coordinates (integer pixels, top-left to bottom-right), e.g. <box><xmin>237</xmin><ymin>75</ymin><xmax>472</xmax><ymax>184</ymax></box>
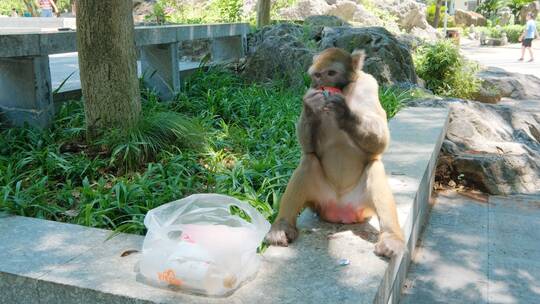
<box><xmin>477</xmin><ymin>67</ymin><xmax>540</xmax><ymax>100</ymax></box>
<box><xmin>351</xmin><ymin>6</ymin><xmax>383</xmax><ymax>26</ymax></box>
<box><xmin>278</xmin><ymin>0</ymin><xmax>388</xmax><ymax>28</ymax></box>
<box><xmin>326</xmin><ymin>0</ymin><xmax>358</xmax><ymax>21</ymax></box>
<box><xmin>304</xmin><ymin>15</ymin><xmax>350</xmax><ymax>40</ymax></box>
<box><xmin>278</xmin><ymin>0</ymin><xmax>332</xmax><ymax>20</ymax></box>
<box><xmin>243</xmin><ymin>24</ymin><xmax>314</xmax><ymax>88</ymax></box>
<box><xmin>370</xmin><ymin>0</ymin><xmax>437</xmax><ymax>37</ymax></box>
<box><xmin>319</xmin><ymin>26</ymin><xmax>418</xmax><ymax>86</ymax></box>
<box><xmin>455</xmin><ymin>9</ymin><xmax>487</xmax><ymax>26</ymax></box>
<box><xmin>304</xmin><ymin>15</ymin><xmax>350</xmax><ymax>27</ymax></box>
<box><xmin>409</xmin><ymin>26</ymin><xmax>439</xmax><ymax>42</ymax></box>
<box><xmin>472</xmin><ymin>86</ymin><xmax>502</xmax><ymax>104</ymax></box>
<box><xmin>519</xmin><ymin>1</ymin><xmax>540</xmax><ymax>24</ymax></box>
<box><xmin>133</xmin><ymin>0</ymin><xmax>156</xmax><ymax>24</ymax></box>
<box><xmin>438</xmin><ymin>101</ymin><xmax>540</xmax><ymax>195</ymax></box>
<box><xmin>376</xmin><ymin>0</ymin><xmax>429</xmax><ymax>31</ymax></box>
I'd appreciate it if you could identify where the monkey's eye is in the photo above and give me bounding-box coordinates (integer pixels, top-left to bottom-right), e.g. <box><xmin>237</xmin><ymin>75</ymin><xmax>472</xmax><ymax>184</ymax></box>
<box><xmin>314</xmin><ymin>72</ymin><xmax>322</xmax><ymax>78</ymax></box>
<box><xmin>327</xmin><ymin>70</ymin><xmax>337</xmax><ymax>76</ymax></box>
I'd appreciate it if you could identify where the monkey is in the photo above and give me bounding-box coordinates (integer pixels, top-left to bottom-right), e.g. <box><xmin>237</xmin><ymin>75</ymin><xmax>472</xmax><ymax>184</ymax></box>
<box><xmin>265</xmin><ymin>48</ymin><xmax>404</xmax><ymax>258</ymax></box>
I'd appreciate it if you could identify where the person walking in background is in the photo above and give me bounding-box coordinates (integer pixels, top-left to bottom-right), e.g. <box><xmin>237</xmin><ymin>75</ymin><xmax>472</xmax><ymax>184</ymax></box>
<box><xmin>519</xmin><ymin>12</ymin><xmax>538</xmax><ymax>62</ymax></box>
<box><xmin>36</xmin><ymin>0</ymin><xmax>58</xmax><ymax>17</ymax></box>
<box><xmin>10</xmin><ymin>8</ymin><xmax>18</xmax><ymax>17</ymax></box>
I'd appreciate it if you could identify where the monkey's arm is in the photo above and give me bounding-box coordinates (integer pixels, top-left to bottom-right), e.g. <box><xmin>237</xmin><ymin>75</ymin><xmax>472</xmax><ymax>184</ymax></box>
<box><xmin>297</xmin><ymin>110</ymin><xmax>320</xmax><ymax>154</ymax></box>
<box><xmin>326</xmin><ymin>94</ymin><xmax>389</xmax><ymax>155</ymax></box>
<box><xmin>298</xmin><ymin>89</ymin><xmax>326</xmax><ymax>154</ymax></box>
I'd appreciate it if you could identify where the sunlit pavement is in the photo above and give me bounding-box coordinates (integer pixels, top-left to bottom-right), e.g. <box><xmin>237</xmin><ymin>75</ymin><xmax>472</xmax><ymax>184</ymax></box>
<box><xmin>401</xmin><ymin>191</ymin><xmax>540</xmax><ymax>303</ymax></box>
<box><xmin>460</xmin><ymin>39</ymin><xmax>540</xmax><ymax>78</ymax></box>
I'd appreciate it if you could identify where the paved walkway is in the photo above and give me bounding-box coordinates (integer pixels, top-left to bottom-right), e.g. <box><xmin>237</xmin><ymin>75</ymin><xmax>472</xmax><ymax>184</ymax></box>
<box><xmin>460</xmin><ymin>39</ymin><xmax>540</xmax><ymax>78</ymax></box>
<box><xmin>401</xmin><ymin>191</ymin><xmax>540</xmax><ymax>303</ymax></box>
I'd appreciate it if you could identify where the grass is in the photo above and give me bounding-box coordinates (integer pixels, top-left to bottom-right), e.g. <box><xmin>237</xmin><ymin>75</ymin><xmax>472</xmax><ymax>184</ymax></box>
<box><xmin>0</xmin><ymin>68</ymin><xmax>410</xmax><ymax>234</ymax></box>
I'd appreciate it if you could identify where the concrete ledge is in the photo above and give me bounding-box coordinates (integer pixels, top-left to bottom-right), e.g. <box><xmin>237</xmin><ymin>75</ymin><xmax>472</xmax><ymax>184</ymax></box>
<box><xmin>0</xmin><ymin>106</ymin><xmax>449</xmax><ymax>303</ymax></box>
<box><xmin>0</xmin><ymin>23</ymin><xmax>250</xmax><ymax>57</ymax></box>
<box><xmin>0</xmin><ymin>17</ymin><xmax>76</xmax><ymax>31</ymax></box>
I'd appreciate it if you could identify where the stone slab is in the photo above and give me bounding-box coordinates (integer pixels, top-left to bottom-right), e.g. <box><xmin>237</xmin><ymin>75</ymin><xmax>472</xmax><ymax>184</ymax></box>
<box><xmin>0</xmin><ymin>17</ymin><xmax>75</xmax><ymax>30</ymax></box>
<box><xmin>0</xmin><ymin>106</ymin><xmax>449</xmax><ymax>304</ymax></box>
<box><xmin>0</xmin><ymin>23</ymin><xmax>250</xmax><ymax>57</ymax></box>
<box><xmin>401</xmin><ymin>192</ymin><xmax>540</xmax><ymax>304</ymax></box>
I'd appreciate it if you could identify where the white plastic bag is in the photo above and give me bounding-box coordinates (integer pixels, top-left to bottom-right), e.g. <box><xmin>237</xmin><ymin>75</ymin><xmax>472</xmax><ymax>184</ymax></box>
<box><xmin>139</xmin><ymin>193</ymin><xmax>271</xmax><ymax>297</ymax></box>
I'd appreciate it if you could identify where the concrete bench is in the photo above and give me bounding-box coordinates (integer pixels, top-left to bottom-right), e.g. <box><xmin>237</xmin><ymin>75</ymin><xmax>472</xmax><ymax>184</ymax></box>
<box><xmin>0</xmin><ymin>106</ymin><xmax>449</xmax><ymax>304</ymax></box>
<box><xmin>0</xmin><ymin>23</ymin><xmax>250</xmax><ymax>127</ymax></box>
<box><xmin>0</xmin><ymin>17</ymin><xmax>76</xmax><ymax>31</ymax></box>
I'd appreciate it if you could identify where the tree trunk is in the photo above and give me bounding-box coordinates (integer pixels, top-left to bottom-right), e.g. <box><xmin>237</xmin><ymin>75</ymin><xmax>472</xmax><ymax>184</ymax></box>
<box><xmin>76</xmin><ymin>0</ymin><xmax>141</xmax><ymax>139</ymax></box>
<box><xmin>433</xmin><ymin>0</ymin><xmax>442</xmax><ymax>28</ymax></box>
<box><xmin>257</xmin><ymin>0</ymin><xmax>271</xmax><ymax>28</ymax></box>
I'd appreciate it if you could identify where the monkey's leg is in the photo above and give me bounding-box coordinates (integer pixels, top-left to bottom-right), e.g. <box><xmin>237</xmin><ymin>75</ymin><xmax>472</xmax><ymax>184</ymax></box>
<box><xmin>266</xmin><ymin>153</ymin><xmax>327</xmax><ymax>246</ymax></box>
<box><xmin>362</xmin><ymin>160</ymin><xmax>405</xmax><ymax>257</ymax></box>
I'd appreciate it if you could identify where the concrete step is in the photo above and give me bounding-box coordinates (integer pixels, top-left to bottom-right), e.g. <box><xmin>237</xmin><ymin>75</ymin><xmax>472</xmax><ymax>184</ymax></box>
<box><xmin>400</xmin><ymin>191</ymin><xmax>540</xmax><ymax>304</ymax></box>
<box><xmin>0</xmin><ymin>106</ymin><xmax>449</xmax><ymax>304</ymax></box>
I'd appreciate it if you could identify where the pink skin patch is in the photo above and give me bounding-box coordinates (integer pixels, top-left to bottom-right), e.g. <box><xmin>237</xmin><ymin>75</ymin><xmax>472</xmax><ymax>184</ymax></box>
<box><xmin>181</xmin><ymin>233</ymin><xmax>196</xmax><ymax>243</ymax></box>
<box><xmin>319</xmin><ymin>202</ymin><xmax>365</xmax><ymax>224</ymax></box>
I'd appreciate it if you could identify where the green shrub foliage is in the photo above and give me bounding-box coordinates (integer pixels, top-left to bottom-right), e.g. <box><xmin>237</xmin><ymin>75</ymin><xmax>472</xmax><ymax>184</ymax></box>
<box><xmin>414</xmin><ymin>39</ymin><xmax>480</xmax><ymax>99</ymax></box>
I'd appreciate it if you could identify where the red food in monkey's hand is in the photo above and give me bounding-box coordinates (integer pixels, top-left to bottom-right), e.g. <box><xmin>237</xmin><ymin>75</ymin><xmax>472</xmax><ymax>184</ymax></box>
<box><xmin>319</xmin><ymin>86</ymin><xmax>343</xmax><ymax>95</ymax></box>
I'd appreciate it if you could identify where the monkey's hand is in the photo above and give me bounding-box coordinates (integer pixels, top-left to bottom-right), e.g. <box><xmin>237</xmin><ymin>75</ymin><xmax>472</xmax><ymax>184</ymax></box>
<box><xmin>322</xmin><ymin>93</ymin><xmax>349</xmax><ymax>115</ymax></box>
<box><xmin>303</xmin><ymin>88</ymin><xmax>327</xmax><ymax>113</ymax></box>
<box><xmin>265</xmin><ymin>219</ymin><xmax>299</xmax><ymax>247</ymax></box>
<box><xmin>374</xmin><ymin>232</ymin><xmax>405</xmax><ymax>258</ymax></box>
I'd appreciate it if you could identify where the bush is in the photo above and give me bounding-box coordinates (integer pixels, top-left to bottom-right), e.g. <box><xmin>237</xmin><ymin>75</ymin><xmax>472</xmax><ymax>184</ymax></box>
<box><xmin>0</xmin><ymin>67</ymin><xmax>410</xmax><ymax>234</ymax></box>
<box><xmin>503</xmin><ymin>24</ymin><xmax>524</xmax><ymax>42</ymax></box>
<box><xmin>476</xmin><ymin>0</ymin><xmax>506</xmax><ymax>20</ymax></box>
<box><xmin>476</xmin><ymin>25</ymin><xmax>524</xmax><ymax>42</ymax></box>
<box><xmin>414</xmin><ymin>39</ymin><xmax>480</xmax><ymax>99</ymax></box>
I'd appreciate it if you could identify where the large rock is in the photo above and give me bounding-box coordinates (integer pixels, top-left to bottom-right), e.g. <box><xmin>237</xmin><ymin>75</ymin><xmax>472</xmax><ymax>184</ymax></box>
<box><xmin>455</xmin><ymin>9</ymin><xmax>487</xmax><ymax>26</ymax></box>
<box><xmin>320</xmin><ymin>26</ymin><xmax>418</xmax><ymax>86</ymax></box>
<box><xmin>519</xmin><ymin>1</ymin><xmax>540</xmax><ymax>24</ymax></box>
<box><xmin>278</xmin><ymin>0</ymin><xmax>391</xmax><ymax>30</ymax></box>
<box><xmin>352</xmin><ymin>8</ymin><xmax>401</xmax><ymax>33</ymax></box>
<box><xmin>304</xmin><ymin>15</ymin><xmax>349</xmax><ymax>27</ymax></box>
<box><xmin>243</xmin><ymin>24</ymin><xmax>314</xmax><ymax>88</ymax></box>
<box><xmin>375</xmin><ymin>0</ymin><xmax>428</xmax><ymax>31</ymax></box>
<box><xmin>326</xmin><ymin>0</ymin><xmax>358</xmax><ymax>21</ymax></box>
<box><xmin>278</xmin><ymin>0</ymin><xmax>332</xmax><ymax>20</ymax></box>
<box><xmin>477</xmin><ymin>67</ymin><xmax>540</xmax><ymax>100</ymax></box>
<box><xmin>437</xmin><ymin>101</ymin><xmax>540</xmax><ymax>195</ymax></box>
<box><xmin>133</xmin><ymin>0</ymin><xmax>155</xmax><ymax>24</ymax></box>
<box><xmin>369</xmin><ymin>0</ymin><xmax>438</xmax><ymax>39</ymax></box>
<box><xmin>409</xmin><ymin>26</ymin><xmax>439</xmax><ymax>42</ymax></box>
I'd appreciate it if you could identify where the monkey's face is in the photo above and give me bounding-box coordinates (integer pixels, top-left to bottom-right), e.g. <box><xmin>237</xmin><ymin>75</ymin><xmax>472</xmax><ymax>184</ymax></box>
<box><xmin>309</xmin><ymin>63</ymin><xmax>349</xmax><ymax>89</ymax></box>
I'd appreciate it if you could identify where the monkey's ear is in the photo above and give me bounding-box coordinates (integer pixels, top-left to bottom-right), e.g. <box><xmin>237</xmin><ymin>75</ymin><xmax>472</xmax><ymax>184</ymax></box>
<box><xmin>351</xmin><ymin>49</ymin><xmax>365</xmax><ymax>71</ymax></box>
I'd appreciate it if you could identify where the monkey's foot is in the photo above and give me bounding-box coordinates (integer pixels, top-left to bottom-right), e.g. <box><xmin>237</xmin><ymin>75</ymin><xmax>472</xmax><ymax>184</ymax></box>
<box><xmin>265</xmin><ymin>219</ymin><xmax>298</xmax><ymax>247</ymax></box>
<box><xmin>374</xmin><ymin>233</ymin><xmax>405</xmax><ymax>258</ymax></box>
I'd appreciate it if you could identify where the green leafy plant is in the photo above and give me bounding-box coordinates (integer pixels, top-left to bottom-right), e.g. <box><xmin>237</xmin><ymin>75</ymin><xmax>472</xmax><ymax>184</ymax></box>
<box><xmin>476</xmin><ymin>25</ymin><xmax>524</xmax><ymax>42</ymax></box>
<box><xmin>502</xmin><ymin>24</ymin><xmax>524</xmax><ymax>42</ymax></box>
<box><xmin>214</xmin><ymin>0</ymin><xmax>243</xmax><ymax>22</ymax></box>
<box><xmin>476</xmin><ymin>0</ymin><xmax>506</xmax><ymax>20</ymax></box>
<box><xmin>0</xmin><ymin>67</ymin><xmax>408</xmax><ymax>235</ymax></box>
<box><xmin>508</xmin><ymin>0</ymin><xmax>536</xmax><ymax>20</ymax></box>
<box><xmin>414</xmin><ymin>39</ymin><xmax>481</xmax><ymax>99</ymax></box>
